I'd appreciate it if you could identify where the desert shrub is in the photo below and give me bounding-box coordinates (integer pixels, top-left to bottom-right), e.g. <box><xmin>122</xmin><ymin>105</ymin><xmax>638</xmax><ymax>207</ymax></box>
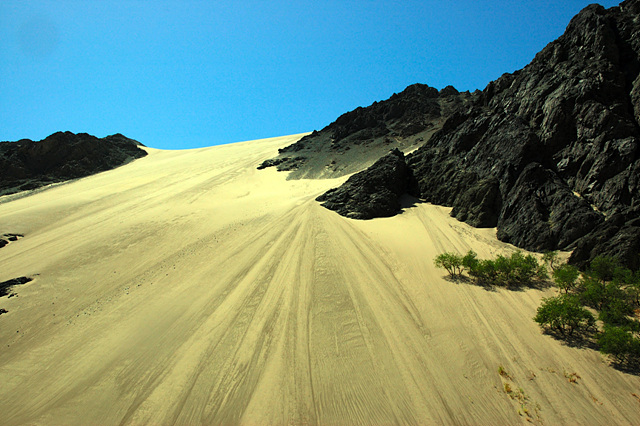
<box><xmin>589</xmin><ymin>256</ymin><xmax>619</xmax><ymax>283</ymax></box>
<box><xmin>512</xmin><ymin>251</ymin><xmax>547</xmax><ymax>283</ymax></box>
<box><xmin>533</xmin><ymin>255</ymin><xmax>640</xmax><ymax>369</ymax></box>
<box><xmin>598</xmin><ymin>296</ymin><xmax>635</xmax><ymax>326</ymax></box>
<box><xmin>579</xmin><ymin>272</ymin><xmax>630</xmax><ymax>316</ymax></box>
<box><xmin>434</xmin><ymin>252</ymin><xmax>463</xmax><ymax>277</ymax></box>
<box><xmin>534</xmin><ymin>294</ymin><xmax>595</xmax><ymax>336</ymax></box>
<box><xmin>597</xmin><ymin>325</ymin><xmax>640</xmax><ymax>363</ymax></box>
<box><xmin>489</xmin><ymin>251</ymin><xmax>546</xmax><ymax>287</ymax></box>
<box><xmin>490</xmin><ymin>255</ymin><xmax>510</xmax><ymax>286</ymax></box>
<box><xmin>446</xmin><ymin>250</ymin><xmax>547</xmax><ymax>287</ymax></box>
<box><xmin>553</xmin><ymin>264</ymin><xmax>580</xmax><ymax>294</ymax></box>
<box><xmin>469</xmin><ymin>259</ymin><xmax>498</xmax><ymax>285</ymax></box>
<box><xmin>578</xmin><ymin>274</ymin><xmax>609</xmax><ymax>311</ymax></box>
<box><xmin>462</xmin><ymin>250</ymin><xmax>479</xmax><ymax>273</ymax></box>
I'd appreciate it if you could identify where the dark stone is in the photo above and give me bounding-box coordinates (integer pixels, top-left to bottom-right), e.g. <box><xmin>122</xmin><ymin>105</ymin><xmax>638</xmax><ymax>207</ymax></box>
<box><xmin>0</xmin><ymin>277</ymin><xmax>33</xmax><ymax>298</ymax></box>
<box><xmin>451</xmin><ymin>177</ymin><xmax>502</xmax><ymax>228</ymax></box>
<box><xmin>0</xmin><ymin>234</ymin><xmax>23</xmax><ymax>249</ymax></box>
<box><xmin>257</xmin><ymin>158</ymin><xmax>287</xmax><ymax>170</ymax></box>
<box><xmin>570</xmin><ymin>218</ymin><xmax>640</xmax><ymax>270</ymax></box>
<box><xmin>0</xmin><ymin>132</ymin><xmax>147</xmax><ymax>196</ymax></box>
<box><xmin>495</xmin><ymin>163</ymin><xmax>603</xmax><ymax>251</ymax></box>
<box><xmin>316</xmin><ymin>149</ymin><xmax>418</xmax><ymax>219</ymax></box>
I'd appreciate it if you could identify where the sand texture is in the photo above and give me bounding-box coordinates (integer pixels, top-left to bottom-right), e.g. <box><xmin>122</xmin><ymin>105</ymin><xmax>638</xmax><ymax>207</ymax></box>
<box><xmin>1</xmin><ymin>134</ymin><xmax>639</xmax><ymax>425</ymax></box>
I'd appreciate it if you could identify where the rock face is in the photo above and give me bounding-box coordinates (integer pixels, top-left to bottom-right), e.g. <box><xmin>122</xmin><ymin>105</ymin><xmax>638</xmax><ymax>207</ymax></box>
<box><xmin>258</xmin><ymin>84</ymin><xmax>476</xmax><ymax>179</ymax></box>
<box><xmin>316</xmin><ymin>149</ymin><xmax>418</xmax><ymax>219</ymax></box>
<box><xmin>0</xmin><ymin>132</ymin><xmax>147</xmax><ymax>196</ymax></box>
<box><xmin>317</xmin><ymin>0</ymin><xmax>640</xmax><ymax>269</ymax></box>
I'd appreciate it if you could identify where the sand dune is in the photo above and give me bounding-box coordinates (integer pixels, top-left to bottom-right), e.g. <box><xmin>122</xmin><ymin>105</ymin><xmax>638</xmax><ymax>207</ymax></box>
<box><xmin>1</xmin><ymin>134</ymin><xmax>639</xmax><ymax>425</ymax></box>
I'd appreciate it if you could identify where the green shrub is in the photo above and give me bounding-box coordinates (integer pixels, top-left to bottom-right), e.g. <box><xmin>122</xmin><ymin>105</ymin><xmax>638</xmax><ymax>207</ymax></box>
<box><xmin>553</xmin><ymin>264</ymin><xmax>580</xmax><ymax>294</ymax></box>
<box><xmin>580</xmin><ymin>272</ymin><xmax>630</xmax><ymax>316</ymax></box>
<box><xmin>597</xmin><ymin>325</ymin><xmax>640</xmax><ymax>363</ymax></box>
<box><xmin>434</xmin><ymin>252</ymin><xmax>463</xmax><ymax>277</ymax></box>
<box><xmin>511</xmin><ymin>251</ymin><xmax>547</xmax><ymax>283</ymax></box>
<box><xmin>578</xmin><ymin>274</ymin><xmax>608</xmax><ymax>310</ymax></box>
<box><xmin>462</xmin><ymin>250</ymin><xmax>479</xmax><ymax>272</ymax></box>
<box><xmin>468</xmin><ymin>259</ymin><xmax>498</xmax><ymax>285</ymax></box>
<box><xmin>598</xmin><ymin>297</ymin><xmax>635</xmax><ymax>326</ymax></box>
<box><xmin>534</xmin><ymin>294</ymin><xmax>595</xmax><ymax>336</ymax></box>
<box><xmin>488</xmin><ymin>251</ymin><xmax>546</xmax><ymax>287</ymax></box>
<box><xmin>589</xmin><ymin>256</ymin><xmax>619</xmax><ymax>283</ymax></box>
<box><xmin>454</xmin><ymin>250</ymin><xmax>547</xmax><ymax>287</ymax></box>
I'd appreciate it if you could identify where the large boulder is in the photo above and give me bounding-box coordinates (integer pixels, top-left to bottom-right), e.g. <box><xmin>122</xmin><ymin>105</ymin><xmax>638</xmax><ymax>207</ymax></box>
<box><xmin>316</xmin><ymin>149</ymin><xmax>418</xmax><ymax>219</ymax></box>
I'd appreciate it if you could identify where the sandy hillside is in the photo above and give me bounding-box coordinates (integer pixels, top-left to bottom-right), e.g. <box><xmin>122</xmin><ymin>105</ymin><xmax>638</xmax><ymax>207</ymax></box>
<box><xmin>0</xmin><ymin>134</ymin><xmax>639</xmax><ymax>425</ymax></box>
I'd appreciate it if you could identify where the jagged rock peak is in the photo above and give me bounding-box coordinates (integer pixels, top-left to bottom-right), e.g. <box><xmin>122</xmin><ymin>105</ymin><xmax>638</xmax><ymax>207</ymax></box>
<box><xmin>316</xmin><ymin>0</ymin><xmax>640</xmax><ymax>269</ymax></box>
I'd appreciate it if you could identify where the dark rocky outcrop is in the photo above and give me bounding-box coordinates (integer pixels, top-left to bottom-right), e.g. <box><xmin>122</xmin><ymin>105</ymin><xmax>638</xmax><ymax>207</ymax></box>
<box><xmin>316</xmin><ymin>0</ymin><xmax>640</xmax><ymax>269</ymax></box>
<box><xmin>0</xmin><ymin>234</ymin><xmax>24</xmax><ymax>249</ymax></box>
<box><xmin>0</xmin><ymin>277</ymin><xmax>32</xmax><ymax>298</ymax></box>
<box><xmin>569</xmin><ymin>215</ymin><xmax>640</xmax><ymax>269</ymax></box>
<box><xmin>316</xmin><ymin>149</ymin><xmax>418</xmax><ymax>219</ymax></box>
<box><xmin>258</xmin><ymin>84</ymin><xmax>477</xmax><ymax>179</ymax></box>
<box><xmin>256</xmin><ymin>156</ymin><xmax>307</xmax><ymax>172</ymax></box>
<box><xmin>0</xmin><ymin>132</ymin><xmax>147</xmax><ymax>196</ymax></box>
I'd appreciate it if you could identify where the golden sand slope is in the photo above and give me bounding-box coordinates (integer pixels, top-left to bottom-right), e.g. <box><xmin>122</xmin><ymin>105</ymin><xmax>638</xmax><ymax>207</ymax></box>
<box><xmin>0</xmin><ymin>134</ymin><xmax>639</xmax><ymax>425</ymax></box>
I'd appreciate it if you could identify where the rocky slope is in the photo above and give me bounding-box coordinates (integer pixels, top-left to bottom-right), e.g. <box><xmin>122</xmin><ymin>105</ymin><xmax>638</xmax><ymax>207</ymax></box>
<box><xmin>258</xmin><ymin>84</ymin><xmax>477</xmax><ymax>179</ymax></box>
<box><xmin>0</xmin><ymin>132</ymin><xmax>147</xmax><ymax>196</ymax></box>
<box><xmin>317</xmin><ymin>0</ymin><xmax>640</xmax><ymax>269</ymax></box>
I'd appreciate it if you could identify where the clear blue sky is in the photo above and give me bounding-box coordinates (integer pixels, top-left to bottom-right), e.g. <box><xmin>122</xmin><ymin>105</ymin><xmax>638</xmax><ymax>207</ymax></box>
<box><xmin>1</xmin><ymin>1</ymin><xmax>621</xmax><ymax>149</ymax></box>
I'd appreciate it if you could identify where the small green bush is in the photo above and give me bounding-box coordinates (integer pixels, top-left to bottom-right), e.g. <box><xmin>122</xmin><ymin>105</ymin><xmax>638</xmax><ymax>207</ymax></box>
<box><xmin>589</xmin><ymin>256</ymin><xmax>619</xmax><ymax>283</ymax></box>
<box><xmin>578</xmin><ymin>274</ymin><xmax>608</xmax><ymax>310</ymax></box>
<box><xmin>440</xmin><ymin>250</ymin><xmax>547</xmax><ymax>287</ymax></box>
<box><xmin>627</xmin><ymin>275</ymin><xmax>640</xmax><ymax>307</ymax></box>
<box><xmin>484</xmin><ymin>251</ymin><xmax>546</xmax><ymax>287</ymax></box>
<box><xmin>580</xmin><ymin>273</ymin><xmax>629</xmax><ymax>314</ymax></box>
<box><xmin>434</xmin><ymin>252</ymin><xmax>463</xmax><ymax>277</ymax></box>
<box><xmin>462</xmin><ymin>250</ymin><xmax>479</xmax><ymax>272</ymax></box>
<box><xmin>553</xmin><ymin>264</ymin><xmax>580</xmax><ymax>294</ymax></box>
<box><xmin>534</xmin><ymin>294</ymin><xmax>595</xmax><ymax>336</ymax></box>
<box><xmin>597</xmin><ymin>325</ymin><xmax>640</xmax><ymax>363</ymax></box>
<box><xmin>469</xmin><ymin>259</ymin><xmax>498</xmax><ymax>285</ymax></box>
<box><xmin>598</xmin><ymin>297</ymin><xmax>635</xmax><ymax>326</ymax></box>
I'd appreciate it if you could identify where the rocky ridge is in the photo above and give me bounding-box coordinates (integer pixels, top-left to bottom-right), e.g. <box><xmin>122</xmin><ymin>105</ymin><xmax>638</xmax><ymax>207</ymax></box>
<box><xmin>258</xmin><ymin>84</ymin><xmax>477</xmax><ymax>179</ymax></box>
<box><xmin>0</xmin><ymin>132</ymin><xmax>147</xmax><ymax>196</ymax></box>
<box><xmin>316</xmin><ymin>0</ymin><xmax>640</xmax><ymax>269</ymax></box>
